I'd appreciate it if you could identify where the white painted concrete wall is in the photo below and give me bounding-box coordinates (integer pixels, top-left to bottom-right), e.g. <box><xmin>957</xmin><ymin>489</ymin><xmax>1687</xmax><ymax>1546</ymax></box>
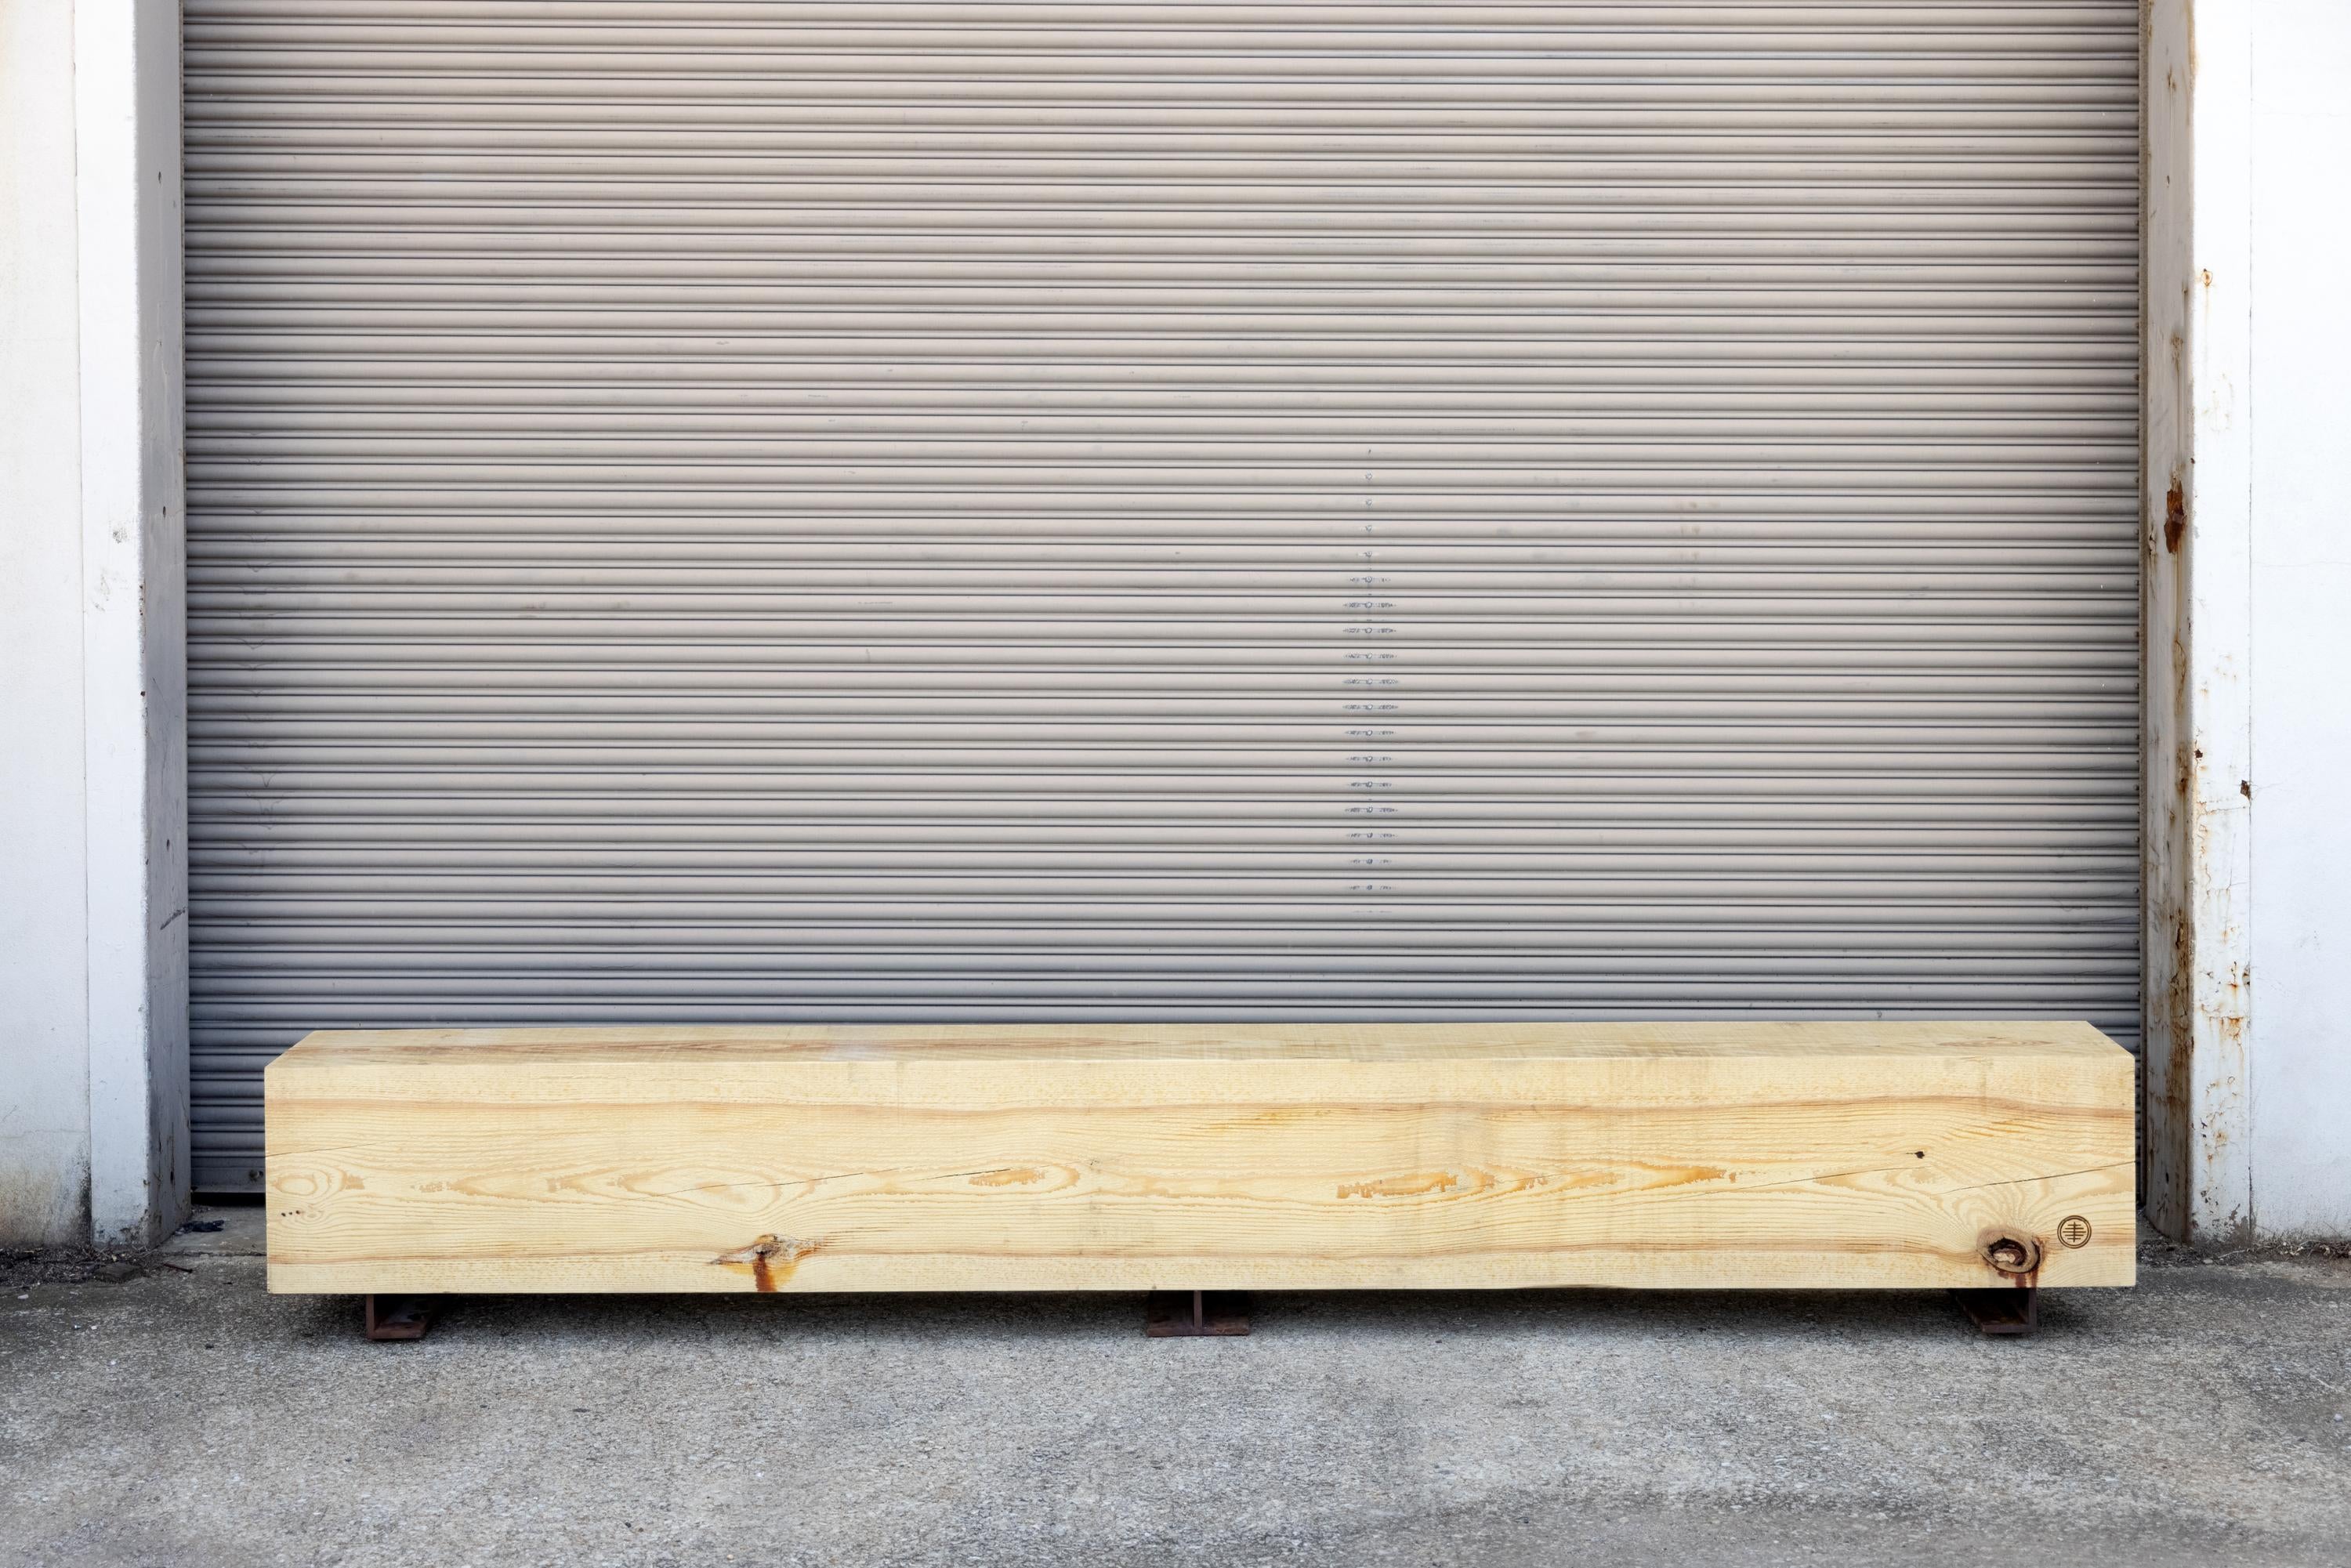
<box><xmin>2248</xmin><ymin>0</ymin><xmax>2351</xmax><ymax>1237</ymax></box>
<box><xmin>0</xmin><ymin>0</ymin><xmax>187</xmax><ymax>1248</ymax></box>
<box><xmin>1</xmin><ymin>0</ymin><xmax>96</xmax><ymax>1246</ymax></box>
<box><xmin>75</xmin><ymin>0</ymin><xmax>191</xmax><ymax>1246</ymax></box>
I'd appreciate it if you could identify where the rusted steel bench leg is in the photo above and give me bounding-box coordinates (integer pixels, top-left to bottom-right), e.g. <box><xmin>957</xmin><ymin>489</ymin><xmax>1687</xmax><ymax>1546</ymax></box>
<box><xmin>1145</xmin><ymin>1289</ymin><xmax>1251</xmax><ymax>1338</ymax></box>
<box><xmin>1951</xmin><ymin>1286</ymin><xmax>2038</xmax><ymax>1336</ymax></box>
<box><xmin>364</xmin><ymin>1295</ymin><xmax>439</xmax><ymax>1342</ymax></box>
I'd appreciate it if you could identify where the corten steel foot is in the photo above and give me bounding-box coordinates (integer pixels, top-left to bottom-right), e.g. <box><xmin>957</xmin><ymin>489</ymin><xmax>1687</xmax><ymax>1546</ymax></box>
<box><xmin>1145</xmin><ymin>1289</ymin><xmax>1251</xmax><ymax>1338</ymax></box>
<box><xmin>1951</xmin><ymin>1286</ymin><xmax>2038</xmax><ymax>1336</ymax></box>
<box><xmin>364</xmin><ymin>1295</ymin><xmax>439</xmax><ymax>1342</ymax></box>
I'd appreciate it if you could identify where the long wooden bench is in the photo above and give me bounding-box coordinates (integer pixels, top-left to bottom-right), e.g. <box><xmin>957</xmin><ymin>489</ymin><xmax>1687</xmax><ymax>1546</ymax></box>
<box><xmin>265</xmin><ymin>1019</ymin><xmax>2134</xmax><ymax>1323</ymax></box>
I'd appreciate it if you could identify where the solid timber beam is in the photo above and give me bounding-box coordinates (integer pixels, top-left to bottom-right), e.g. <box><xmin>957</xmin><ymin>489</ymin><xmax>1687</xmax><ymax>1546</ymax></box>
<box><xmin>264</xmin><ymin>1022</ymin><xmax>2135</xmax><ymax>1298</ymax></box>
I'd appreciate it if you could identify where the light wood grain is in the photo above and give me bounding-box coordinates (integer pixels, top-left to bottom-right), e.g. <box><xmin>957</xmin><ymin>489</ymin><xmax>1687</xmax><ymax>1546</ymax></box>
<box><xmin>265</xmin><ymin>1021</ymin><xmax>2135</xmax><ymax>1295</ymax></box>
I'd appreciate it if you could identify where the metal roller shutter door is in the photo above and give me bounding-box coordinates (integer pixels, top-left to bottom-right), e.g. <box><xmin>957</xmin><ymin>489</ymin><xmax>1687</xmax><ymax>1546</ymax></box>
<box><xmin>182</xmin><ymin>2</ymin><xmax>2143</xmax><ymax>1190</ymax></box>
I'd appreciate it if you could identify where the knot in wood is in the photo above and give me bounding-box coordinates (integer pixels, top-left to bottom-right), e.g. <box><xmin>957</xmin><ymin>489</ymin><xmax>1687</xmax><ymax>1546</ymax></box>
<box><xmin>1980</xmin><ymin>1233</ymin><xmax>2043</xmax><ymax>1276</ymax></box>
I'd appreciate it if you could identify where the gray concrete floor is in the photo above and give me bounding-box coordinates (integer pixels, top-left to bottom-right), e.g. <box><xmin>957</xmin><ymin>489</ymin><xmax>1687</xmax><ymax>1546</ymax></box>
<box><xmin>4</xmin><ymin>1209</ymin><xmax>2349</xmax><ymax>1568</ymax></box>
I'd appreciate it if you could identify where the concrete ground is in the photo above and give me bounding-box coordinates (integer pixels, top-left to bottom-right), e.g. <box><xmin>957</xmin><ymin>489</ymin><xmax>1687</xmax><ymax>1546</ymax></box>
<box><xmin>3</xmin><ymin>1210</ymin><xmax>2349</xmax><ymax>1568</ymax></box>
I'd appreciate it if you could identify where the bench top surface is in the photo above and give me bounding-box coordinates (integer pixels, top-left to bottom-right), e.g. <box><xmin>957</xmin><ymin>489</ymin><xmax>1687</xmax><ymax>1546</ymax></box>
<box><xmin>274</xmin><ymin>1019</ymin><xmax>2126</xmax><ymax>1070</ymax></box>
